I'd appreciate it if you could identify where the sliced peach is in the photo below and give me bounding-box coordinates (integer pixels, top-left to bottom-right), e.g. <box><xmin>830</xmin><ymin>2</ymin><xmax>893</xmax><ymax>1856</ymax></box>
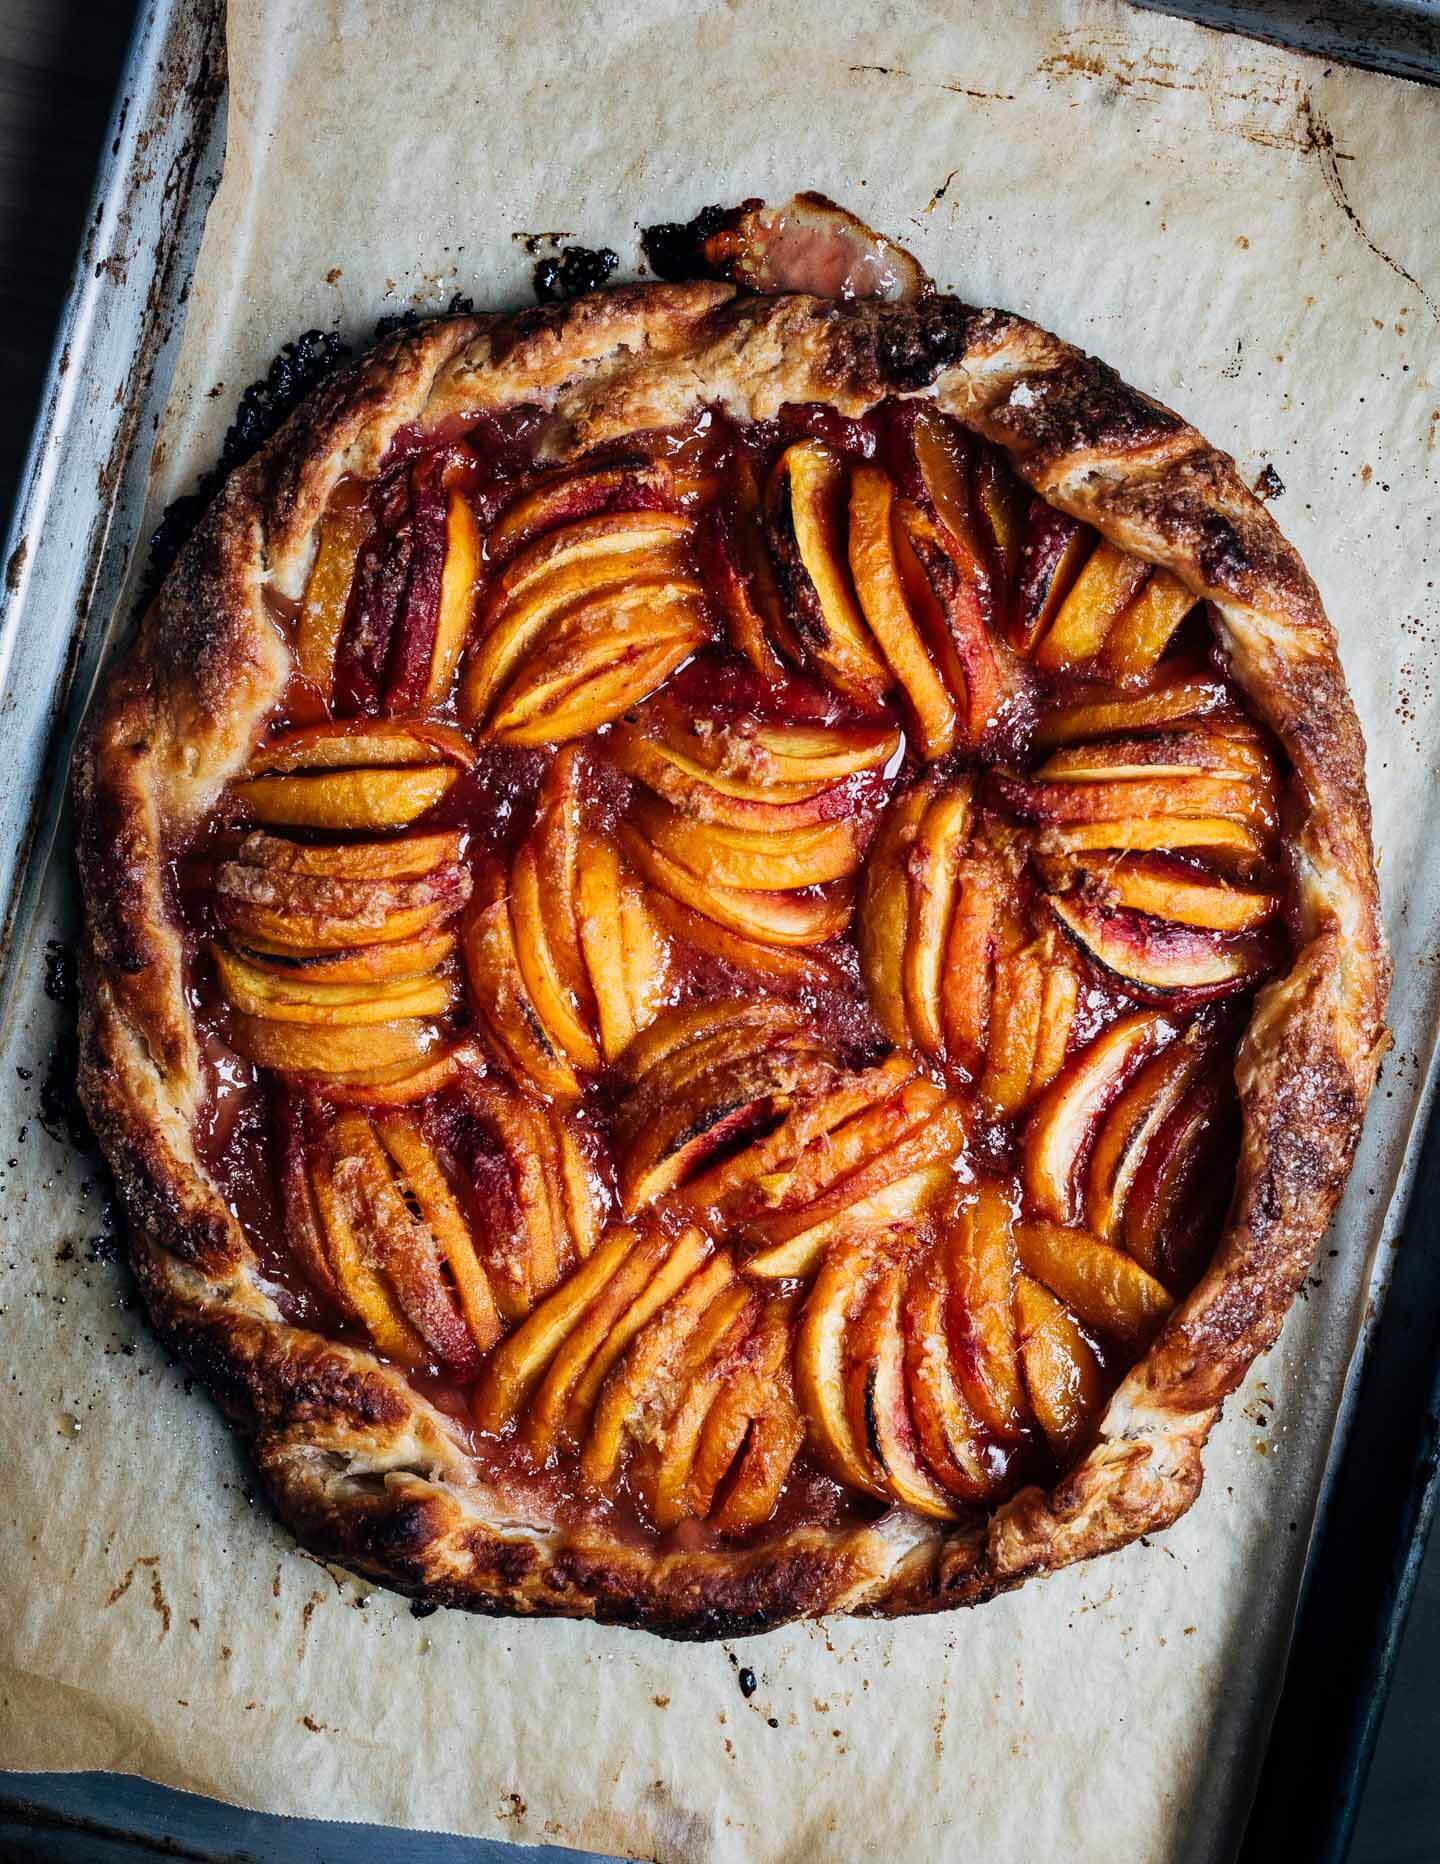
<box><xmin>858</xmin><ymin>780</ymin><xmax>931</xmax><ymax>1046</ymax></box>
<box><xmin>214</xmin><ymin>944</ymin><xmax>453</xmax><ymax>1025</ymax></box>
<box><xmin>331</xmin><ymin>1114</ymin><xmax>477</xmax><ymax>1370</ymax></box>
<box><xmin>1023</xmin><ymin>1010</ymin><xmax>1173</xmax><ymax>1223</ymax></box>
<box><xmin>556</xmin><ymin>1119</ymin><xmax>605</xmax><ymax>1261</ymax></box>
<box><xmin>462</xmin><ymin>874</ymin><xmax>581</xmax><ymax>1100</ymax></box>
<box><xmin>704</xmin><ymin>454</ymin><xmax>790</xmax><ymax>677</ymax></box>
<box><xmin>848</xmin><ymin>464</ymin><xmax>956</xmax><ymax>759</ymax></box>
<box><xmin>1050</xmin><ymin>892</ymin><xmax>1279</xmax><ymax>997</ymax></box>
<box><xmin>688</xmin><ymin>1296</ymin><xmax>794</xmax><ymax>1516</ymax></box>
<box><xmin>279</xmin><ymin>1117</ymin><xmax>344</xmax><ymax>1310</ymax></box>
<box><xmin>630</xmin><ymin>794</ymin><xmax>862</xmax><ymax>893</ymax></box>
<box><xmin>744</xmin><ymin>1163</ymin><xmax>952</xmax><ymax>1281</ymax></box>
<box><xmin>296</xmin><ymin>496</ymin><xmax>370</xmax><ymax>696</ymax></box>
<box><xmin>322</xmin><ymin>1042</ymin><xmax>469</xmax><ymax>1105</ymax></box>
<box><xmin>644</xmin><ymin>890</ymin><xmax>847</xmax><ymax>990</ymax></box>
<box><xmin>228</xmin><ymin>1013</ymin><xmax>436</xmax><ymax>1079</ymax></box>
<box><xmin>1033</xmin><ymin>541</ymin><xmax>1150</xmax><ymax>672</ymax></box>
<box><xmin>993</xmin><ymin>771</ymin><xmax>1263</xmax><ymax>830</ymax></box>
<box><xmin>1033</xmin><ymin>677</ymin><xmax>1229</xmax><ymax>749</ymax></box>
<box><xmin>941</xmin><ymin>851</ymin><xmax>1003</xmax><ymax>1078</ymax></box>
<box><xmin>847</xmin><ymin>1261</ymin><xmax>958</xmax><ymax>1519</ymax></box>
<box><xmin>973</xmin><ymin>447</ymin><xmax>1029</xmax><ymax>598</ymax></box>
<box><xmin>609</xmin><ymin>732</ymin><xmax>840</xmax><ymax>832</ymax></box>
<box><xmin>1079</xmin><ymin>855</ymin><xmax>1278</xmax><ymax>933</ymax></box>
<box><xmin>621</xmin><ymin>1049</ymin><xmax>833</xmax><ymax>1212</ymax></box>
<box><xmin>581</xmin><ymin>1253</ymin><xmax>737</xmax><ymax>1486</ymax></box>
<box><xmin>422</xmin><ymin>488</ymin><xmax>482</xmax><ymax>706</ymax></box>
<box><xmin>903</xmin><ymin>1251</ymin><xmax>991</xmax><ymax>1499</ymax></box>
<box><xmin>618</xmin><ymin>824</ymin><xmax>853</xmax><ymax>947</ymax></box>
<box><xmin>944</xmin><ymin>1181</ymin><xmax>1026</xmax><ymax>1441</ymax></box>
<box><xmin>795</xmin><ymin>1229</ymin><xmax>888</xmax><ymax>1494</ymax></box>
<box><xmin>1085</xmin><ymin>1026</ymin><xmax>1209</xmax><ymax>1240</ymax></box>
<box><xmin>977</xmin><ymin>945</ymin><xmax>1044</xmax><ymax>1119</ymax></box>
<box><xmin>248</xmin><ymin>719</ymin><xmax>475</xmax><ymax>773</ymax></box>
<box><xmin>1030</xmin><ymin>958</ymin><xmax>1079</xmax><ymax>1095</ymax></box>
<box><xmin>234</xmin><ymin>766</ymin><xmax>456</xmax><ymax>832</ymax></box>
<box><xmin>234</xmin><ymin>928</ymin><xmax>456</xmax><ymax>984</ymax></box>
<box><xmin>510</xmin><ymin>843</ymin><xmax>601</xmax><ymax>1069</ymax></box>
<box><xmin>621</xmin><ymin>996</ymin><xmax>804</xmax><ymax>1085</ymax></box>
<box><xmin>1103</xmin><ymin>568</ymin><xmax>1197</xmax><ymax>681</ymax></box>
<box><xmin>645</xmin><ymin>1291</ymin><xmax>759</xmax><ymax>1528</ymax></box>
<box><xmin>903</xmin><ymin>782</ymin><xmax>972</xmax><ymax>1056</ymax></box>
<box><xmin>216</xmin><ymin>859</ymin><xmax>467</xmax><ymax>943</ymax></box>
<box><xmin>684</xmin><ymin>1056</ymin><xmax>915</xmax><ymax>1214</ymax></box>
<box><xmin>238</xmin><ymin>829</ymin><xmax>460</xmax><ymax>882</ymax></box>
<box><xmin>487</xmin><ymin>587</ymin><xmax>706</xmax><ymax>744</ymax></box>
<box><xmin>1036</xmin><ymin>817</ymin><xmax>1265</xmax><ymax>860</ymax></box>
<box><xmin>768</xmin><ymin>441</ymin><xmax>890</xmax><ymax>710</ymax></box>
<box><xmin>1014</xmin><ymin>1219</ymin><xmax>1174</xmax><ymax>1350</ymax></box>
<box><xmin>459</xmin><ymin>1074</ymin><xmax>564</xmax><ymax>1311</ymax></box>
<box><xmin>744</xmin><ymin>718</ymin><xmax>901</xmax><ymax>783</ymax></box>
<box><xmin>484</xmin><ymin>469</ymin><xmax>677</xmax><ymax>566</ymax></box>
<box><xmin>1123</xmin><ymin>1071</ymin><xmax>1234</xmax><ymax>1286</ymax></box>
<box><xmin>524</xmin><ymin>1227</ymin><xmax>670</xmax><ymax>1455</ymax></box>
<box><xmin>711</xmin><ymin>1387</ymin><xmax>805</xmax><ymax>1532</ymax></box>
<box><xmin>474</xmin><ymin>1227</ymin><xmax>643</xmax><ymax>1434</ymax></box>
<box><xmin>308</xmin><ymin>1146</ymin><xmax>425</xmax><ymax>1363</ymax></box>
<box><xmin>912</xmin><ymin>408</ymin><xmax>986</xmax><ymax>571</ymax></box>
<box><xmin>376</xmin><ymin>1116</ymin><xmax>501</xmax><ymax>1352</ymax></box>
<box><xmin>531</xmin><ymin>747</ymin><xmax>594</xmax><ymax>1017</ymax></box>
<box><xmin>1011</xmin><ymin>501</ymin><xmax>1090</xmax><ymax>654</ymax></box>
<box><xmin>562</xmin><ymin>1227</ymin><xmax>710</xmax><ymax>1440</ymax></box>
<box><xmin>463</xmin><ymin>524</ymin><xmax>690</xmax><ymax>720</ymax></box>
<box><xmin>1036</xmin><ymin>725</ymin><xmax>1271</xmax><ymax>784</ymax></box>
<box><xmin>896</xmin><ymin>497</ymin><xmax>1005</xmax><ymax>742</ymax></box>
<box><xmin>575</xmin><ymin>832</ymin><xmax>638</xmax><ymax>1063</ymax></box>
<box><xmin>741</xmin><ymin>1079</ymin><xmax>956</xmax><ymax>1240</ymax></box>
<box><xmin>1014</xmin><ymin>1275</ymin><xmax>1106</xmax><ymax>1458</ymax></box>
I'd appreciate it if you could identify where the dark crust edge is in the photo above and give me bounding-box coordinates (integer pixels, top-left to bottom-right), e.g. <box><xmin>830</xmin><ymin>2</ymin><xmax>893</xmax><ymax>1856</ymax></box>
<box><xmin>72</xmin><ymin>283</ymin><xmax>1390</xmax><ymax>1638</ymax></box>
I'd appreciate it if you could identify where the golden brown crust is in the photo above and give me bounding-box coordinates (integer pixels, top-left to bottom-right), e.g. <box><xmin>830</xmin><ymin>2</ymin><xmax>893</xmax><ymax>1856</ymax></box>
<box><xmin>73</xmin><ymin>283</ymin><xmax>1389</xmax><ymax>1637</ymax></box>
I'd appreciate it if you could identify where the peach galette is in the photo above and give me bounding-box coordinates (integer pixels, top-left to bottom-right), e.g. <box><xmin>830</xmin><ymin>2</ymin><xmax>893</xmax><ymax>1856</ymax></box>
<box><xmin>75</xmin><ymin>246</ymin><xmax>1387</xmax><ymax>1636</ymax></box>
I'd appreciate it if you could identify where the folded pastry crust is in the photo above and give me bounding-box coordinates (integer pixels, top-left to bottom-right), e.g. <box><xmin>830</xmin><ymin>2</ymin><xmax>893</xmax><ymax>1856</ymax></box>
<box><xmin>74</xmin><ymin>283</ymin><xmax>1389</xmax><ymax>1637</ymax></box>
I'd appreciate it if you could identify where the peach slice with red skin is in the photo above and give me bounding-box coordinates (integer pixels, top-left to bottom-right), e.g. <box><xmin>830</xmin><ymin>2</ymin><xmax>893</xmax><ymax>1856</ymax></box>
<box><xmin>483</xmin><ymin>464</ymin><xmax>677</xmax><ymax>566</ymax></box>
<box><xmin>1033</xmin><ymin>540</ymin><xmax>1151</xmax><ymax>672</ymax></box>
<box><xmin>944</xmin><ymin>1180</ymin><xmax>1028</xmax><ymax>1442</ymax></box>
<box><xmin>1014</xmin><ymin>1276</ymin><xmax>1106</xmax><ymax>1458</ymax></box>
<box><xmin>795</xmin><ymin>1228</ymin><xmax>889</xmax><ymax>1495</ymax></box>
<box><xmin>848</xmin><ymin>464</ymin><xmax>957</xmax><ymax>759</ymax></box>
<box><xmin>1049</xmin><ymin>891</ymin><xmax>1280</xmax><ymax>998</ymax></box>
<box><xmin>903</xmin><ymin>1250</ymin><xmax>994</xmax><ymax>1501</ymax></box>
<box><xmin>574</xmin><ymin>831</ymin><xmax>670</xmax><ymax>1064</ymax></box>
<box><xmin>1023</xmin><ymin>1009</ymin><xmax>1174</xmax><ymax>1224</ymax></box>
<box><xmin>1123</xmin><ymin>1069</ymin><xmax>1236</xmax><ymax>1286</ymax></box>
<box><xmin>767</xmin><ymin>440</ymin><xmax>891</xmax><ymax>710</ymax></box>
<box><xmin>744</xmin><ymin>1162</ymin><xmax>953</xmax><ymax>1281</ymax></box>
<box><xmin>941</xmin><ymin>848</ymin><xmax>1005</xmax><ymax>1079</ymax></box>
<box><xmin>1014</xmin><ymin>1219</ymin><xmax>1174</xmax><ymax>1350</ymax></box>
<box><xmin>530</xmin><ymin>747</ymin><xmax>596</xmax><ymax>1019</ymax></box>
<box><xmin>1059</xmin><ymin>853</ymin><xmax>1278</xmax><ymax>934</ymax></box>
<box><xmin>1084</xmin><ymin>1025</ymin><xmax>1211</xmax><ymax>1240</ymax></box>
<box><xmin>308</xmin><ymin>1144</ymin><xmax>425</xmax><ymax>1363</ymax></box>
<box><xmin>1103</xmin><ymin>568</ymin><xmax>1197</xmax><ymax>681</ymax></box>
<box><xmin>510</xmin><ymin>842</ymin><xmax>601</xmax><ymax>1070</ymax></box>
<box><xmin>295</xmin><ymin>493</ymin><xmax>370</xmax><ymax>696</ymax></box>
<box><xmin>462</xmin><ymin>863</ymin><xmax>581</xmax><ymax>1101</ymax></box>
<box><xmin>234</xmin><ymin>927</ymin><xmax>456</xmax><ymax>985</ymax></box>
<box><xmin>644</xmin><ymin>890</ymin><xmax>848</xmax><ymax>991</ymax></box>
<box><xmin>847</xmin><ymin>1260</ymin><xmax>959</xmax><ymax>1519</ymax></box>
<box><xmin>858</xmin><ymin>779</ymin><xmax>932</xmax><ymax>1046</ymax></box>
<box><xmin>321</xmin><ymin>1042</ymin><xmax>471</xmax><ymax>1105</ymax></box>
<box><xmin>702</xmin><ymin>451</ymin><xmax>793</xmax><ymax>677</ymax></box>
<box><xmin>1011</xmin><ymin>499</ymin><xmax>1090</xmax><ymax>654</ymax></box>
<box><xmin>693</xmin><ymin>1298</ymin><xmax>802</xmax><ymax>1529</ymax></box>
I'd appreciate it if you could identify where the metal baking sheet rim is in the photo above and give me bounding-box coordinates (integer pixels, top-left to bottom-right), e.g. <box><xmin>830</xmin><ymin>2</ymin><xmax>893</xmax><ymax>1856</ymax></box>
<box><xmin>0</xmin><ymin>0</ymin><xmax>1427</xmax><ymax>1853</ymax></box>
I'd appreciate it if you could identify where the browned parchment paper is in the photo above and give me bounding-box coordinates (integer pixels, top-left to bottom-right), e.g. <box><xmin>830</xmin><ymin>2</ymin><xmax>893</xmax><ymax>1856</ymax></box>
<box><xmin>3</xmin><ymin>2</ymin><xmax>1439</xmax><ymax>1858</ymax></box>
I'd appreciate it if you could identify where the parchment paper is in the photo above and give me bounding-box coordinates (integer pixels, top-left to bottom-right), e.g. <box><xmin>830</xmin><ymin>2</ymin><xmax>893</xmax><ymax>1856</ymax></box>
<box><xmin>3</xmin><ymin>2</ymin><xmax>1439</xmax><ymax>1858</ymax></box>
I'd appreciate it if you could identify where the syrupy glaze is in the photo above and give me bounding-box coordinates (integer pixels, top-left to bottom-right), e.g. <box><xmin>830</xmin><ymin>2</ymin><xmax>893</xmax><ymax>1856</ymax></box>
<box><xmin>174</xmin><ymin>394</ymin><xmax>1292</xmax><ymax>1555</ymax></box>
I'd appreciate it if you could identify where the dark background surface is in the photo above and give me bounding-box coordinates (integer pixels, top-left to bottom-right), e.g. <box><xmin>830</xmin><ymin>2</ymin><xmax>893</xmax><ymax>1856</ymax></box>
<box><xmin>1</xmin><ymin>1</ymin><xmax>1437</xmax><ymax>1857</ymax></box>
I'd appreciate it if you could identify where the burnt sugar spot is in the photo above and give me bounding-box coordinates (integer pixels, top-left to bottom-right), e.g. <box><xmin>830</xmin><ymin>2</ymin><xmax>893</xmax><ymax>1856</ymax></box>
<box><xmin>532</xmin><ymin>245</ymin><xmax>619</xmax><ymax>305</ymax></box>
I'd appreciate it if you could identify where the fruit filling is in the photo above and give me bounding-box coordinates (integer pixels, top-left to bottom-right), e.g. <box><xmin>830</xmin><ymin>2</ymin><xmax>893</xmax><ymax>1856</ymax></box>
<box><xmin>178</xmin><ymin>396</ymin><xmax>1291</xmax><ymax>1549</ymax></box>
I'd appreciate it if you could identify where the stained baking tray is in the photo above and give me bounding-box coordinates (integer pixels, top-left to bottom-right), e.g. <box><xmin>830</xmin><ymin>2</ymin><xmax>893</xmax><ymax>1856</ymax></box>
<box><xmin>0</xmin><ymin>0</ymin><xmax>1435</xmax><ymax>1857</ymax></box>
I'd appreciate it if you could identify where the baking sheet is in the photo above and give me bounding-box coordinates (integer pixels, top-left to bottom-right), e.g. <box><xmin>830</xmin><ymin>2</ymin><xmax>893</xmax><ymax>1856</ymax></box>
<box><xmin>2</xmin><ymin>2</ymin><xmax>1439</xmax><ymax>1858</ymax></box>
